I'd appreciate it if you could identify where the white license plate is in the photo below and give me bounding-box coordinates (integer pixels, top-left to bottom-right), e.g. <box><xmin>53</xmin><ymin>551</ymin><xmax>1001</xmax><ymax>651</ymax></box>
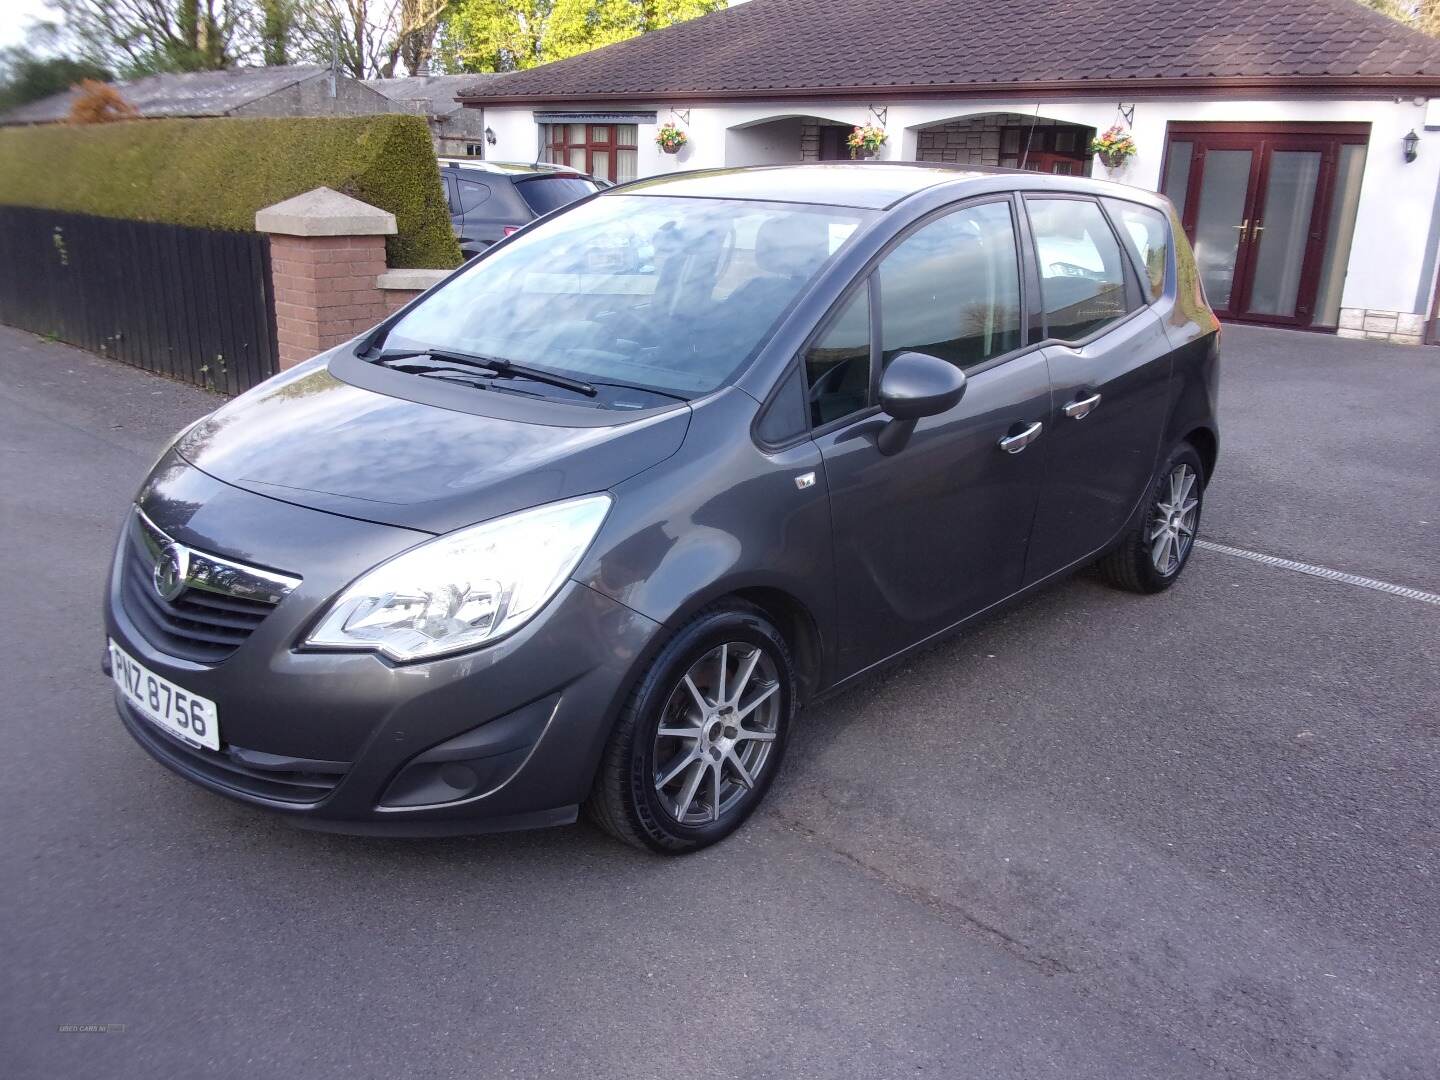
<box><xmin>109</xmin><ymin>639</ymin><xmax>220</xmax><ymax>752</ymax></box>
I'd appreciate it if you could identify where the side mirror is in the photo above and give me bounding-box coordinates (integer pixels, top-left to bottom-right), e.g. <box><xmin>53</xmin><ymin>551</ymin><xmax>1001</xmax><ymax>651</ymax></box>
<box><xmin>876</xmin><ymin>352</ymin><xmax>966</xmax><ymax>454</ymax></box>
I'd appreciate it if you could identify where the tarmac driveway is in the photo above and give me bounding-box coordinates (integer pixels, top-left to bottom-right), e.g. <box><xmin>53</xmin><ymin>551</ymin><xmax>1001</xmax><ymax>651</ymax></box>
<box><xmin>0</xmin><ymin>322</ymin><xmax>1436</xmax><ymax>1079</ymax></box>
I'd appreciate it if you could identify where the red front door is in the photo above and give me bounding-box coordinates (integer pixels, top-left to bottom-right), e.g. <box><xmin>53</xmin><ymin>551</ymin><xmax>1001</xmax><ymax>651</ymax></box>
<box><xmin>1161</xmin><ymin>123</ymin><xmax>1370</xmax><ymax>328</ymax></box>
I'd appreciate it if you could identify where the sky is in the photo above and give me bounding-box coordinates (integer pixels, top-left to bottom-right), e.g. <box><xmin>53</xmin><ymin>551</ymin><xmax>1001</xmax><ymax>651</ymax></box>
<box><xmin>1</xmin><ymin>0</ymin><xmax>57</xmax><ymax>50</ymax></box>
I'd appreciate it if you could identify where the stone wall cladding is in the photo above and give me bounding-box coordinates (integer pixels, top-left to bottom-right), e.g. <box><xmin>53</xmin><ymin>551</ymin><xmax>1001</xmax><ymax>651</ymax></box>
<box><xmin>800</xmin><ymin>122</ymin><xmax>822</xmax><ymax>161</ymax></box>
<box><xmin>1337</xmin><ymin>307</ymin><xmax>1424</xmax><ymax>346</ymax></box>
<box><xmin>269</xmin><ymin>234</ymin><xmax>389</xmax><ymax>368</ymax></box>
<box><xmin>916</xmin><ymin>115</ymin><xmax>1060</xmax><ymax>165</ymax></box>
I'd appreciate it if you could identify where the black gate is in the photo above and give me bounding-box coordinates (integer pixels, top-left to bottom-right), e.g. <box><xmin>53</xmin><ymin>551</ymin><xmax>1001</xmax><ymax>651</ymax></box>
<box><xmin>0</xmin><ymin>206</ymin><xmax>279</xmax><ymax>394</ymax></box>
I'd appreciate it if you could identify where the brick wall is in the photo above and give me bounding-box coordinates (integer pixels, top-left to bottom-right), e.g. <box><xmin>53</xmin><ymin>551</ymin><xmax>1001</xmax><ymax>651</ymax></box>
<box><xmin>269</xmin><ymin>234</ymin><xmax>388</xmax><ymax>368</ymax></box>
<box><xmin>381</xmin><ymin>288</ymin><xmax>424</xmax><ymax>314</ymax></box>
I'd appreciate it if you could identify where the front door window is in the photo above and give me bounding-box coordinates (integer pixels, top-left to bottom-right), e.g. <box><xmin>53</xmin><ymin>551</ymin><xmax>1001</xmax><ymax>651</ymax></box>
<box><xmin>1246</xmin><ymin>150</ymin><xmax>1323</xmax><ymax>318</ymax></box>
<box><xmin>1191</xmin><ymin>148</ymin><xmax>1254</xmax><ymax>312</ymax></box>
<box><xmin>1161</xmin><ymin>123</ymin><xmax>1369</xmax><ymax>328</ymax></box>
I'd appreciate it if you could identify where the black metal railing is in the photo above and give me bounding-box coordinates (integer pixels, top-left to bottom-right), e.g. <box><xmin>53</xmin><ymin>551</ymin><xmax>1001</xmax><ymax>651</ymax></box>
<box><xmin>0</xmin><ymin>205</ymin><xmax>279</xmax><ymax>394</ymax></box>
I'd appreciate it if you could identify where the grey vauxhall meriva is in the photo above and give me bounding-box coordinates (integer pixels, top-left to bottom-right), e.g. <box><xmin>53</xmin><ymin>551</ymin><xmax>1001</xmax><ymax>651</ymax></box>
<box><xmin>103</xmin><ymin>163</ymin><xmax>1220</xmax><ymax>853</ymax></box>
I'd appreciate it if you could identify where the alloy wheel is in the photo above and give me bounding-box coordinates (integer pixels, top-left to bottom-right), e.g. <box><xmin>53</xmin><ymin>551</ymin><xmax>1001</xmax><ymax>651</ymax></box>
<box><xmin>1149</xmin><ymin>463</ymin><xmax>1199</xmax><ymax>576</ymax></box>
<box><xmin>652</xmin><ymin>642</ymin><xmax>781</xmax><ymax>826</ymax></box>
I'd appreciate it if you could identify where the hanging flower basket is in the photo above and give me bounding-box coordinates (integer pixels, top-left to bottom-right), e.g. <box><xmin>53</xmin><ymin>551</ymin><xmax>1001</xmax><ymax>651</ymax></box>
<box><xmin>1090</xmin><ymin>125</ymin><xmax>1137</xmax><ymax>169</ymax></box>
<box><xmin>655</xmin><ymin>122</ymin><xmax>687</xmax><ymax>155</ymax></box>
<box><xmin>847</xmin><ymin>123</ymin><xmax>887</xmax><ymax>160</ymax></box>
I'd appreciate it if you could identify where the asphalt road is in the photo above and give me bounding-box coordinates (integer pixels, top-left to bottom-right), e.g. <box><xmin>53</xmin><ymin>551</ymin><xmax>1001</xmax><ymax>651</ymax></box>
<box><xmin>1</xmin><ymin>323</ymin><xmax>1436</xmax><ymax>1079</ymax></box>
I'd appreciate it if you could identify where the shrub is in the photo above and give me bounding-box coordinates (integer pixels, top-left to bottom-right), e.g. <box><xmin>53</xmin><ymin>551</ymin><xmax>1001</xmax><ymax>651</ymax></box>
<box><xmin>0</xmin><ymin>114</ymin><xmax>461</xmax><ymax>268</ymax></box>
<box><xmin>67</xmin><ymin>79</ymin><xmax>140</xmax><ymax>124</ymax></box>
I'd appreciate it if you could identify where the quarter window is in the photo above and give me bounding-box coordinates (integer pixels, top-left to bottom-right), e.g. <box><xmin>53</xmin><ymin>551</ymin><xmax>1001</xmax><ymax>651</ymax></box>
<box><xmin>1104</xmin><ymin>198</ymin><xmax>1171</xmax><ymax>302</ymax></box>
<box><xmin>804</xmin><ymin>286</ymin><xmax>871</xmax><ymax>427</ymax></box>
<box><xmin>456</xmin><ymin>178</ymin><xmax>492</xmax><ymax>214</ymax></box>
<box><xmin>877</xmin><ymin>200</ymin><xmax>1022</xmax><ymax>372</ymax></box>
<box><xmin>1026</xmin><ymin>197</ymin><xmax>1134</xmax><ymax>340</ymax></box>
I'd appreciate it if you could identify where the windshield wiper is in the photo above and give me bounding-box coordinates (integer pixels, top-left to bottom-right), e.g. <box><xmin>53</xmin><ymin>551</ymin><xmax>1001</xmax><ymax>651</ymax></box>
<box><xmin>370</xmin><ymin>346</ymin><xmax>597</xmax><ymax>397</ymax></box>
<box><xmin>585</xmin><ymin>379</ymin><xmax>691</xmax><ymax>403</ymax></box>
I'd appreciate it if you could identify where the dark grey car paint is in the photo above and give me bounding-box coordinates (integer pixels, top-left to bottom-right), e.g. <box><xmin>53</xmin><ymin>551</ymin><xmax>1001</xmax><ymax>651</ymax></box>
<box><xmin>442</xmin><ymin>164</ymin><xmax>602</xmax><ymax>256</ymax></box>
<box><xmin>103</xmin><ymin>164</ymin><xmax>1220</xmax><ymax>834</ymax></box>
<box><xmin>178</xmin><ymin>357</ymin><xmax>691</xmax><ymax>535</ymax></box>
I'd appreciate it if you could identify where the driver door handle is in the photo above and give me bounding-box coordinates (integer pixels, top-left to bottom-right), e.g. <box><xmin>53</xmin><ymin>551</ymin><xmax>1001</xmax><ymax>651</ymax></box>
<box><xmin>1063</xmin><ymin>392</ymin><xmax>1102</xmax><ymax>420</ymax></box>
<box><xmin>998</xmin><ymin>421</ymin><xmax>1043</xmax><ymax>454</ymax></box>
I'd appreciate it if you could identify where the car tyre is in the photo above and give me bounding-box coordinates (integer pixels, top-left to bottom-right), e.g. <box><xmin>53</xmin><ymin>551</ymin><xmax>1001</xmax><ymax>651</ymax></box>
<box><xmin>1098</xmin><ymin>442</ymin><xmax>1205</xmax><ymax>594</ymax></box>
<box><xmin>585</xmin><ymin>602</ymin><xmax>794</xmax><ymax>853</ymax></box>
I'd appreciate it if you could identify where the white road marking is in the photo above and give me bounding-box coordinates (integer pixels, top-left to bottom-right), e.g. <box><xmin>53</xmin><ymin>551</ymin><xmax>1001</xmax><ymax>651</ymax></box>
<box><xmin>1195</xmin><ymin>540</ymin><xmax>1440</xmax><ymax>607</ymax></box>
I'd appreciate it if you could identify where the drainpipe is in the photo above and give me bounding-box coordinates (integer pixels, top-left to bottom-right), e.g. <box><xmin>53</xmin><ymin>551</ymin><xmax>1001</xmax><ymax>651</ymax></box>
<box><xmin>1415</xmin><ymin>152</ymin><xmax>1440</xmax><ymax>343</ymax></box>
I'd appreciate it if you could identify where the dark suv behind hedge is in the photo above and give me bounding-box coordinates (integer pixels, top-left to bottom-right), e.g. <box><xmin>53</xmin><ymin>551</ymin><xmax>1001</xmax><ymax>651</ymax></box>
<box><xmin>440</xmin><ymin>159</ymin><xmax>603</xmax><ymax>257</ymax></box>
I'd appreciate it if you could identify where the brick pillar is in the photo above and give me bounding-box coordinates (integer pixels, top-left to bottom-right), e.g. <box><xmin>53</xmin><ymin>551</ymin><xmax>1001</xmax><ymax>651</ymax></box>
<box><xmin>255</xmin><ymin>187</ymin><xmax>397</xmax><ymax>370</ymax></box>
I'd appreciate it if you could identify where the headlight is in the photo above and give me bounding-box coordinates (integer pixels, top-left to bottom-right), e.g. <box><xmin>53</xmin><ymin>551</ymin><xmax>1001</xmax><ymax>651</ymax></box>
<box><xmin>306</xmin><ymin>494</ymin><xmax>612</xmax><ymax>662</ymax></box>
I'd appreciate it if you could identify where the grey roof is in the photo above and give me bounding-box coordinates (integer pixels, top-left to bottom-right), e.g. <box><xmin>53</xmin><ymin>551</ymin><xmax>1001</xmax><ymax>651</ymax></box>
<box><xmin>364</xmin><ymin>74</ymin><xmax>501</xmax><ymax>117</ymax></box>
<box><xmin>1</xmin><ymin>65</ymin><xmax>332</xmax><ymax>125</ymax></box>
<box><xmin>464</xmin><ymin>0</ymin><xmax>1440</xmax><ymax>103</ymax></box>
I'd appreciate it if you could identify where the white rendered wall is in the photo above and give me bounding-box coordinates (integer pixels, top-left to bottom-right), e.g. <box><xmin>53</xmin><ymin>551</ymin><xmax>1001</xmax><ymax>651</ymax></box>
<box><xmin>481</xmin><ymin>94</ymin><xmax>1439</xmax><ymax>317</ymax></box>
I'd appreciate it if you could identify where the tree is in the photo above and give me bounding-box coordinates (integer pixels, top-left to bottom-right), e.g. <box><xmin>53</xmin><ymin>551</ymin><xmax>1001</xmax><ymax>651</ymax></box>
<box><xmin>435</xmin><ymin>0</ymin><xmax>723</xmax><ymax>73</ymax></box>
<box><xmin>435</xmin><ymin>0</ymin><xmax>547</xmax><ymax>72</ymax></box>
<box><xmin>258</xmin><ymin>0</ymin><xmax>298</xmax><ymax>65</ymax></box>
<box><xmin>0</xmin><ymin>44</ymin><xmax>112</xmax><ymax>109</ymax></box>
<box><xmin>383</xmin><ymin>0</ymin><xmax>454</xmax><ymax>75</ymax></box>
<box><xmin>51</xmin><ymin>0</ymin><xmax>251</xmax><ymax>75</ymax></box>
<box><xmin>289</xmin><ymin>0</ymin><xmax>452</xmax><ymax>78</ymax></box>
<box><xmin>1358</xmin><ymin>0</ymin><xmax>1440</xmax><ymax>34</ymax></box>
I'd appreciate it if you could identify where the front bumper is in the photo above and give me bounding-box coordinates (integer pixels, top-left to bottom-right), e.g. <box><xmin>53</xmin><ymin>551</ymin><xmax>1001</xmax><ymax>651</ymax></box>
<box><xmin>103</xmin><ymin>459</ymin><xmax>662</xmax><ymax>834</ymax></box>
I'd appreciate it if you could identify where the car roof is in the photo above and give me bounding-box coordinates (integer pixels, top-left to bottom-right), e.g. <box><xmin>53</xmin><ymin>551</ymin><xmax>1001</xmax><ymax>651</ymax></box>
<box><xmin>438</xmin><ymin>158</ymin><xmax>588</xmax><ymax>179</ymax></box>
<box><xmin>613</xmin><ymin>162</ymin><xmax>1152</xmax><ymax>211</ymax></box>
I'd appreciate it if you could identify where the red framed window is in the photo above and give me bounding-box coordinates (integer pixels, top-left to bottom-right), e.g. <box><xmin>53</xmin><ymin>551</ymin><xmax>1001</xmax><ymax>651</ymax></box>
<box><xmin>543</xmin><ymin>123</ymin><xmax>638</xmax><ymax>183</ymax></box>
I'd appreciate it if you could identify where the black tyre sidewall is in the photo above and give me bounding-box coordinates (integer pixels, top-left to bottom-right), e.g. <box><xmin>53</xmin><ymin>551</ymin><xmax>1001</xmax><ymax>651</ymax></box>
<box><xmin>1134</xmin><ymin>444</ymin><xmax>1205</xmax><ymax>591</ymax></box>
<box><xmin>624</xmin><ymin>608</ymin><xmax>794</xmax><ymax>852</ymax></box>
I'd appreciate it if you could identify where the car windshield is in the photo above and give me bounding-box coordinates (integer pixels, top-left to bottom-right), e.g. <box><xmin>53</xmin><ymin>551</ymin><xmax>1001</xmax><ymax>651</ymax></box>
<box><xmin>515</xmin><ymin>175</ymin><xmax>600</xmax><ymax>215</ymax></box>
<box><xmin>382</xmin><ymin>194</ymin><xmax>875</xmax><ymax>396</ymax></box>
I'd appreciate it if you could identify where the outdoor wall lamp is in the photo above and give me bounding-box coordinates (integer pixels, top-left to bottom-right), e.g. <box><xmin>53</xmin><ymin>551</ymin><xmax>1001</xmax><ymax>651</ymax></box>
<box><xmin>1403</xmin><ymin>129</ymin><xmax>1420</xmax><ymax>162</ymax></box>
<box><xmin>484</xmin><ymin>126</ymin><xmax>497</xmax><ymax>146</ymax></box>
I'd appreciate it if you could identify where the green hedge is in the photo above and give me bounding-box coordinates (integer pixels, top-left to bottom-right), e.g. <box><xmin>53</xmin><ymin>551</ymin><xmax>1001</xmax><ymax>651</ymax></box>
<box><xmin>0</xmin><ymin>114</ymin><xmax>461</xmax><ymax>269</ymax></box>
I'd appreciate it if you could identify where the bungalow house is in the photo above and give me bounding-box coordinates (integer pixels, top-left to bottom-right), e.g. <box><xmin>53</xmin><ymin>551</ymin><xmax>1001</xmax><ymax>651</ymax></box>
<box><xmin>460</xmin><ymin>0</ymin><xmax>1440</xmax><ymax>344</ymax></box>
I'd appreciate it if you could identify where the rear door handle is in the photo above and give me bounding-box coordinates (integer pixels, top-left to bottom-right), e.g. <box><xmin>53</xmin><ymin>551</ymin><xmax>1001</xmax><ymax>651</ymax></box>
<box><xmin>1063</xmin><ymin>392</ymin><xmax>1102</xmax><ymax>419</ymax></box>
<box><xmin>998</xmin><ymin>421</ymin><xmax>1043</xmax><ymax>454</ymax></box>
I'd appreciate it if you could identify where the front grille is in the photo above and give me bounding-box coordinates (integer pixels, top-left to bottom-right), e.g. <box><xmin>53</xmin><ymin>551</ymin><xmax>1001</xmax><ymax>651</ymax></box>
<box><xmin>119</xmin><ymin>509</ymin><xmax>299</xmax><ymax>663</ymax></box>
<box><xmin>121</xmin><ymin>701</ymin><xmax>347</xmax><ymax>804</ymax></box>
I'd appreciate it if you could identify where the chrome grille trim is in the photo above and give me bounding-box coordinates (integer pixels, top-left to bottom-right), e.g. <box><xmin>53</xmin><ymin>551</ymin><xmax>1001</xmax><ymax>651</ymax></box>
<box><xmin>134</xmin><ymin>507</ymin><xmax>301</xmax><ymax>605</ymax></box>
<box><xmin>120</xmin><ymin>507</ymin><xmax>301</xmax><ymax>663</ymax></box>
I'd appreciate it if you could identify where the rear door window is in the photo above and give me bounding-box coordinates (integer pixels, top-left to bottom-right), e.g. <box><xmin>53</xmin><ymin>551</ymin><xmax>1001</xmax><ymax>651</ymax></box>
<box><xmin>1026</xmin><ymin>197</ymin><xmax>1136</xmax><ymax>340</ymax></box>
<box><xmin>515</xmin><ymin>177</ymin><xmax>600</xmax><ymax>216</ymax></box>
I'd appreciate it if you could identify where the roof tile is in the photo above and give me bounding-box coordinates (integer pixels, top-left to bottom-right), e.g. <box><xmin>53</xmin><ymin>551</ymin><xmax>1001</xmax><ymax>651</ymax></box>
<box><xmin>462</xmin><ymin>0</ymin><xmax>1440</xmax><ymax>101</ymax></box>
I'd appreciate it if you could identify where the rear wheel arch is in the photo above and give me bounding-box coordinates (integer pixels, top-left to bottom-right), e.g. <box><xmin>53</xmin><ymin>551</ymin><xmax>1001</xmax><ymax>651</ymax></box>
<box><xmin>1182</xmin><ymin>425</ymin><xmax>1218</xmax><ymax>486</ymax></box>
